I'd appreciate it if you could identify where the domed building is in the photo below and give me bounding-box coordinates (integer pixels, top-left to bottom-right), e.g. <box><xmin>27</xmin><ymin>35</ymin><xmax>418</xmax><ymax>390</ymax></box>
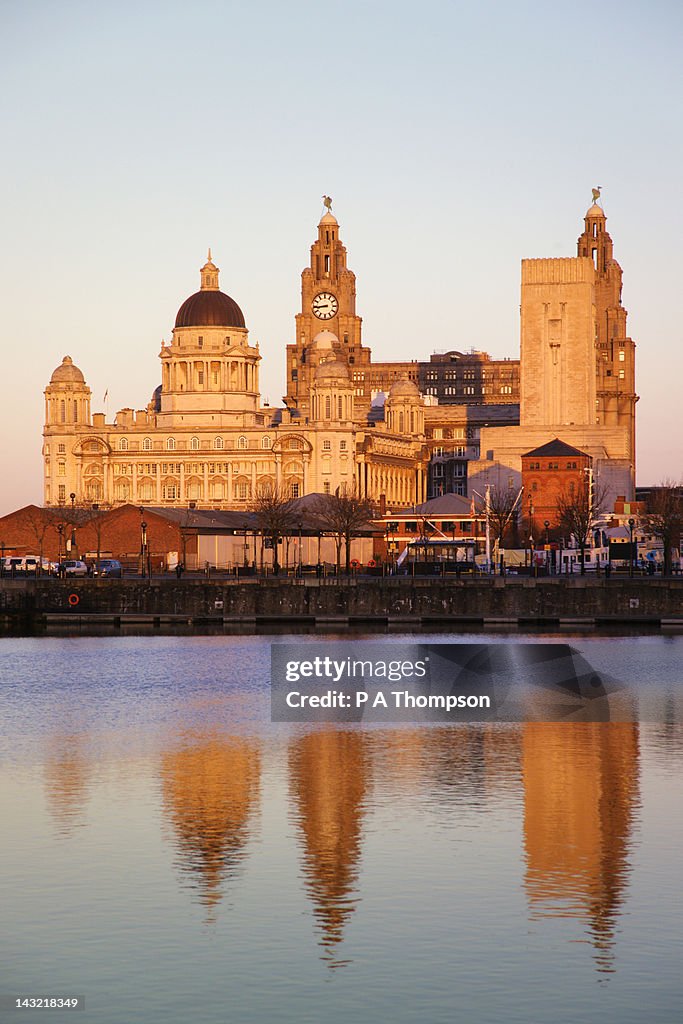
<box><xmin>42</xmin><ymin>208</ymin><xmax>429</xmax><ymax>510</ymax></box>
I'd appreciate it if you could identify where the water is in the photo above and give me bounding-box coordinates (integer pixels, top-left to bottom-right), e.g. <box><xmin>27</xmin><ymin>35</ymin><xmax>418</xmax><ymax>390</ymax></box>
<box><xmin>1</xmin><ymin>635</ymin><xmax>682</xmax><ymax>1023</ymax></box>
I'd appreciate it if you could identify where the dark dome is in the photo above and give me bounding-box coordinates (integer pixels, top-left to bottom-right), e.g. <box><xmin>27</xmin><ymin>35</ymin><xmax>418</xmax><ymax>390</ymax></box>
<box><xmin>175</xmin><ymin>289</ymin><xmax>246</xmax><ymax>329</ymax></box>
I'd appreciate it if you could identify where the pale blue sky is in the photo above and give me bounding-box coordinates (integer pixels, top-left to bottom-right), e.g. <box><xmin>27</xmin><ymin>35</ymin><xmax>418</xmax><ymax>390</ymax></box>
<box><xmin>2</xmin><ymin>0</ymin><xmax>682</xmax><ymax>513</ymax></box>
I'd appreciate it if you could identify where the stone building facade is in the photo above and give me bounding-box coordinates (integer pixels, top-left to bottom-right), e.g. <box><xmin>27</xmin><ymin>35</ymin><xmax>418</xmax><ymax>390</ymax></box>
<box><xmin>42</xmin><ymin>196</ymin><xmax>636</xmax><ymax>515</ymax></box>
<box><xmin>43</xmin><ymin>213</ymin><xmax>429</xmax><ymax>511</ymax></box>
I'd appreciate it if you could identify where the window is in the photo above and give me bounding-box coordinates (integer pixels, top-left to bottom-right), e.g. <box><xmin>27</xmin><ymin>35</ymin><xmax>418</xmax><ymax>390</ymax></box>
<box><xmin>198</xmin><ymin>336</ymin><xmax>203</xmax><ymax>348</ymax></box>
<box><xmin>212</xmin><ymin>372</ymin><xmax>219</xmax><ymax>385</ymax></box>
<box><xmin>143</xmin><ymin>437</ymin><xmax>152</xmax><ymax>451</ymax></box>
<box><xmin>433</xmin><ymin>464</ymin><xmax>444</xmax><ymax>478</ymax></box>
<box><xmin>58</xmin><ymin>463</ymin><xmax>65</xmax><ymax>477</ymax></box>
<box><xmin>57</xmin><ymin>443</ymin><xmax>65</xmax><ymax>454</ymax></box>
<box><xmin>619</xmin><ymin>350</ymin><xmax>625</xmax><ymax>361</ymax></box>
<box><xmin>238</xmin><ymin>435</ymin><xmax>248</xmax><ymax>450</ymax></box>
<box><xmin>323</xmin><ymin>440</ymin><xmax>331</xmax><ymax>451</ymax></box>
<box><xmin>323</xmin><ymin>481</ymin><xmax>331</xmax><ymax>495</ymax></box>
<box><xmin>119</xmin><ymin>438</ymin><xmax>128</xmax><ymax>451</ymax></box>
<box><xmin>261</xmin><ymin>435</ymin><xmax>272</xmax><ymax>449</ymax></box>
<box><xmin>290</xmin><ymin>483</ymin><xmax>300</xmax><ymax>499</ymax></box>
<box><xmin>619</xmin><ymin>369</ymin><xmax>625</xmax><ymax>379</ymax></box>
<box><xmin>191</xmin><ymin>437</ymin><xmax>199</xmax><ymax>451</ymax></box>
<box><xmin>325</xmin><ymin>396</ymin><xmax>331</xmax><ymax>418</ymax></box>
<box><xmin>340</xmin><ymin>440</ymin><xmax>347</xmax><ymax>451</ymax></box>
<box><xmin>167</xmin><ymin>437</ymin><xmax>176</xmax><ymax>451</ymax></box>
<box><xmin>214</xmin><ymin>436</ymin><xmax>224</xmax><ymax>450</ymax></box>
<box><xmin>197</xmin><ymin>370</ymin><xmax>204</xmax><ymax>386</ymax></box>
<box><xmin>500</xmin><ymin>385</ymin><xmax>513</xmax><ymax>395</ymax></box>
<box><xmin>162</xmin><ymin>482</ymin><xmax>178</xmax><ymax>500</ymax></box>
<box><xmin>433</xmin><ymin>446</ymin><xmax>444</xmax><ymax>457</ymax></box>
<box><xmin>58</xmin><ymin>485</ymin><xmax>66</xmax><ymax>501</ymax></box>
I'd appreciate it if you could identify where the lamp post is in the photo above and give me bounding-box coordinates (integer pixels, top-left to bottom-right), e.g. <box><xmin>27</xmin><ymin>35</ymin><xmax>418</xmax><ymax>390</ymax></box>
<box><xmin>298</xmin><ymin>521</ymin><xmax>303</xmax><ymax>576</ymax></box>
<box><xmin>140</xmin><ymin>520</ymin><xmax>148</xmax><ymax>578</ymax></box>
<box><xmin>69</xmin><ymin>492</ymin><xmax>77</xmax><ymax>557</ymax></box>
<box><xmin>243</xmin><ymin>523</ymin><xmax>249</xmax><ymax>568</ymax></box>
<box><xmin>57</xmin><ymin>524</ymin><xmax>63</xmax><ymax>572</ymax></box>
<box><xmin>0</xmin><ymin>540</ymin><xmax>5</xmax><ymax>577</ymax></box>
<box><xmin>628</xmin><ymin>517</ymin><xmax>635</xmax><ymax>578</ymax></box>
<box><xmin>528</xmin><ymin>497</ymin><xmax>535</xmax><ymax>575</ymax></box>
<box><xmin>544</xmin><ymin>519</ymin><xmax>550</xmax><ymax>574</ymax></box>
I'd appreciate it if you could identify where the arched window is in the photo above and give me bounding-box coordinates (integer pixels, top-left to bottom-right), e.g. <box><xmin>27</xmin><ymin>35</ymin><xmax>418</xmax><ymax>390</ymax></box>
<box><xmin>191</xmin><ymin>437</ymin><xmax>199</xmax><ymax>451</ymax></box>
<box><xmin>238</xmin><ymin>435</ymin><xmax>248</xmax><ymax>450</ymax></box>
<box><xmin>214</xmin><ymin>436</ymin><xmax>224</xmax><ymax>450</ymax></box>
<box><xmin>119</xmin><ymin>438</ymin><xmax>129</xmax><ymax>451</ymax></box>
<box><xmin>166</xmin><ymin>437</ymin><xmax>176</xmax><ymax>451</ymax></box>
<box><xmin>261</xmin><ymin>435</ymin><xmax>272</xmax><ymax>449</ymax></box>
<box><xmin>325</xmin><ymin>396</ymin><xmax>331</xmax><ymax>419</ymax></box>
<box><xmin>143</xmin><ymin>437</ymin><xmax>152</xmax><ymax>451</ymax></box>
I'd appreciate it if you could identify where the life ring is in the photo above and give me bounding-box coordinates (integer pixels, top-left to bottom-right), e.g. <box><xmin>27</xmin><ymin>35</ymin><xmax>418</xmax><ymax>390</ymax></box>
<box><xmin>350</xmin><ymin>559</ymin><xmax>360</xmax><ymax>569</ymax></box>
<box><xmin>367</xmin><ymin>559</ymin><xmax>376</xmax><ymax>568</ymax></box>
<box><xmin>68</xmin><ymin>593</ymin><xmax>80</xmax><ymax>607</ymax></box>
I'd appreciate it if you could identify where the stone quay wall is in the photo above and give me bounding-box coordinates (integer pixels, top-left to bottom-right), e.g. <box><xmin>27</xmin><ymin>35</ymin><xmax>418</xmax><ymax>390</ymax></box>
<box><xmin>1</xmin><ymin>577</ymin><xmax>682</xmax><ymax>625</ymax></box>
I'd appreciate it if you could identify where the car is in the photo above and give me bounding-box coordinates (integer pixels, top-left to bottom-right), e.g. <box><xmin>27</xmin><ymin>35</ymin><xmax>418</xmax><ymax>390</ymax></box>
<box><xmin>91</xmin><ymin>559</ymin><xmax>123</xmax><ymax>578</ymax></box>
<box><xmin>59</xmin><ymin>560</ymin><xmax>88</xmax><ymax>577</ymax></box>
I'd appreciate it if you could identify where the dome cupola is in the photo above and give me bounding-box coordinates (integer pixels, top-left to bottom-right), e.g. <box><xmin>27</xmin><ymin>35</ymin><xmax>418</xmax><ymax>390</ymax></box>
<box><xmin>174</xmin><ymin>250</ymin><xmax>246</xmax><ymax>329</ymax></box>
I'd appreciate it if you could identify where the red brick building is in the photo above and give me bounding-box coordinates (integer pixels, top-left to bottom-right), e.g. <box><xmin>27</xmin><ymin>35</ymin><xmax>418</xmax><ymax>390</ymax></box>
<box><xmin>0</xmin><ymin>504</ymin><xmax>183</xmax><ymax>569</ymax></box>
<box><xmin>521</xmin><ymin>439</ymin><xmax>591</xmax><ymax>532</ymax></box>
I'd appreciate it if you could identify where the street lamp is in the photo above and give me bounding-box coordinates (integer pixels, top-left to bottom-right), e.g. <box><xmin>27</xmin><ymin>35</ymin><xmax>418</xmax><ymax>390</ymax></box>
<box><xmin>57</xmin><ymin>524</ymin><xmax>63</xmax><ymax>571</ymax></box>
<box><xmin>243</xmin><ymin>523</ymin><xmax>249</xmax><ymax>568</ymax></box>
<box><xmin>628</xmin><ymin>517</ymin><xmax>635</xmax><ymax>578</ymax></box>
<box><xmin>69</xmin><ymin>492</ymin><xmax>77</xmax><ymax>556</ymax></box>
<box><xmin>140</xmin><ymin>520</ymin><xmax>148</xmax><ymax>578</ymax></box>
<box><xmin>528</xmin><ymin>497</ymin><xmax>535</xmax><ymax>574</ymax></box>
<box><xmin>298</xmin><ymin>521</ymin><xmax>303</xmax><ymax>576</ymax></box>
<box><xmin>544</xmin><ymin>519</ymin><xmax>550</xmax><ymax>574</ymax></box>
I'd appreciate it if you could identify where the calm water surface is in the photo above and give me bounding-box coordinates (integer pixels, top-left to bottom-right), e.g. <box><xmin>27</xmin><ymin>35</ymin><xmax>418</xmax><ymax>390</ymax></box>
<box><xmin>1</xmin><ymin>634</ymin><xmax>682</xmax><ymax>1023</ymax></box>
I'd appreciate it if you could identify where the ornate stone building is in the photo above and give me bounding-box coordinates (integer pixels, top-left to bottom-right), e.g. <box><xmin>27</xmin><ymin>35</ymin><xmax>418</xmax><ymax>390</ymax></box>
<box><xmin>43</xmin><ymin>212</ymin><xmax>429</xmax><ymax>510</ymax></box>
<box><xmin>42</xmin><ymin>195</ymin><xmax>636</xmax><ymax>513</ymax></box>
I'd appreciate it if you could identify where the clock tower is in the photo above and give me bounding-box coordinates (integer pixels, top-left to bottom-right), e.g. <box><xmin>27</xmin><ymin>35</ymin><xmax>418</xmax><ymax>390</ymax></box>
<box><xmin>285</xmin><ymin>201</ymin><xmax>372</xmax><ymax>416</ymax></box>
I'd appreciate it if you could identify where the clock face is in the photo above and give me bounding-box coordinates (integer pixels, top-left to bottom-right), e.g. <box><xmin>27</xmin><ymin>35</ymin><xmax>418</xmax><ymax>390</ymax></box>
<box><xmin>312</xmin><ymin>292</ymin><xmax>338</xmax><ymax>320</ymax></box>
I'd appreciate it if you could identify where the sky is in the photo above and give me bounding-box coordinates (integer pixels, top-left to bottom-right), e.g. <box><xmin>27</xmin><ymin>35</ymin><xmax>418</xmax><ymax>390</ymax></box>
<box><xmin>1</xmin><ymin>0</ymin><xmax>682</xmax><ymax>515</ymax></box>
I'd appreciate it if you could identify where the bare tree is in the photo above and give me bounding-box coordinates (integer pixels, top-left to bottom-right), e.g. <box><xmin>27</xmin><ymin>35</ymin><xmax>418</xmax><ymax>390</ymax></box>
<box><xmin>556</xmin><ymin>482</ymin><xmax>608</xmax><ymax>575</ymax></box>
<box><xmin>313</xmin><ymin>486</ymin><xmax>375</xmax><ymax>574</ymax></box>
<box><xmin>640</xmin><ymin>481</ymin><xmax>683</xmax><ymax>576</ymax></box>
<box><xmin>486</xmin><ymin>485</ymin><xmax>521</xmax><ymax>550</ymax></box>
<box><xmin>249</xmin><ymin>484</ymin><xmax>297</xmax><ymax>575</ymax></box>
<box><xmin>22</xmin><ymin>506</ymin><xmax>55</xmax><ymax>574</ymax></box>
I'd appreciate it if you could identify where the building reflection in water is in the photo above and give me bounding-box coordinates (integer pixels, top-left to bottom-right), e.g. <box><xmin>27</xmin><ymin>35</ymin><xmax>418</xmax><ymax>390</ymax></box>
<box><xmin>160</xmin><ymin>734</ymin><xmax>261</xmax><ymax>918</ymax></box>
<box><xmin>43</xmin><ymin>734</ymin><xmax>93</xmax><ymax>836</ymax></box>
<box><xmin>522</xmin><ymin>723</ymin><xmax>640</xmax><ymax>972</ymax></box>
<box><xmin>288</xmin><ymin>729</ymin><xmax>370</xmax><ymax>966</ymax></box>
